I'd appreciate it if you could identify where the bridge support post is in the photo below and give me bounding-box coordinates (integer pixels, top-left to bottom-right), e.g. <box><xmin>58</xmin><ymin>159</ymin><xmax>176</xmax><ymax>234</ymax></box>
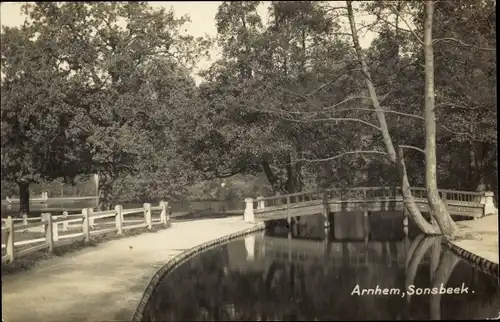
<box><xmin>363</xmin><ymin>211</ymin><xmax>369</xmax><ymax>244</ymax></box>
<box><xmin>286</xmin><ymin>196</ymin><xmax>291</xmax><ymax>226</ymax></box>
<box><xmin>322</xmin><ymin>192</ymin><xmax>330</xmax><ymax>229</ymax></box>
<box><xmin>481</xmin><ymin>191</ymin><xmax>497</xmax><ymax>216</ymax></box>
<box><xmin>244</xmin><ymin>198</ymin><xmax>255</xmax><ymax>223</ymax></box>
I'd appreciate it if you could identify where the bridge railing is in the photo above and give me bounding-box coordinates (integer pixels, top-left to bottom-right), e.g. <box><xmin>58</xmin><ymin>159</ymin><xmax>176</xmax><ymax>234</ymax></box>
<box><xmin>246</xmin><ymin>186</ymin><xmax>493</xmax><ymax>219</ymax></box>
<box><xmin>1</xmin><ymin>201</ymin><xmax>171</xmax><ymax>264</ymax></box>
<box><xmin>254</xmin><ymin>186</ymin><xmax>485</xmax><ymax>208</ymax></box>
<box><xmin>255</xmin><ymin>187</ymin><xmax>406</xmax><ymax>210</ymax></box>
<box><xmin>409</xmin><ymin>187</ymin><xmax>483</xmax><ymax>204</ymax></box>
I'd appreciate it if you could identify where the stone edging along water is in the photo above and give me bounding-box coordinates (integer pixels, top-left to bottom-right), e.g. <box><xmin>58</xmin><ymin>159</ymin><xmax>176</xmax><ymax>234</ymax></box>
<box><xmin>442</xmin><ymin>239</ymin><xmax>499</xmax><ymax>280</ymax></box>
<box><xmin>130</xmin><ymin>222</ymin><xmax>267</xmax><ymax>322</ymax></box>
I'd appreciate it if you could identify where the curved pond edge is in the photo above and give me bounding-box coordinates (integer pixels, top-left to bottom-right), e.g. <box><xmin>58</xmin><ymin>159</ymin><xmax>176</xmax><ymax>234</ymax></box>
<box><xmin>442</xmin><ymin>239</ymin><xmax>499</xmax><ymax>280</ymax></box>
<box><xmin>130</xmin><ymin>222</ymin><xmax>267</xmax><ymax>322</ymax></box>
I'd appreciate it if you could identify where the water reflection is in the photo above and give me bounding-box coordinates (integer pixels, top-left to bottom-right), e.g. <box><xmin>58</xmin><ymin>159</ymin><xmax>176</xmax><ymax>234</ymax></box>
<box><xmin>140</xmin><ymin>212</ymin><xmax>500</xmax><ymax>321</ymax></box>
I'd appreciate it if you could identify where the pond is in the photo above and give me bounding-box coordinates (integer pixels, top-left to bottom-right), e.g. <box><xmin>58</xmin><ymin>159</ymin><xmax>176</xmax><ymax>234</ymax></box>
<box><xmin>139</xmin><ymin>211</ymin><xmax>500</xmax><ymax>321</ymax></box>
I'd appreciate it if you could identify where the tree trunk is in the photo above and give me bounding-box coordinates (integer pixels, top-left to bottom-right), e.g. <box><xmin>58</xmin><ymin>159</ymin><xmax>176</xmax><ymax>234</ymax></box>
<box><xmin>97</xmin><ymin>171</ymin><xmax>115</xmax><ymax>211</ymax></box>
<box><xmin>261</xmin><ymin>160</ymin><xmax>281</xmax><ymax>194</ymax></box>
<box><xmin>423</xmin><ymin>0</ymin><xmax>457</xmax><ymax>238</ymax></box>
<box><xmin>397</xmin><ymin>148</ymin><xmax>440</xmax><ymax>234</ymax></box>
<box><xmin>18</xmin><ymin>181</ymin><xmax>30</xmax><ymax>217</ymax></box>
<box><xmin>468</xmin><ymin>141</ymin><xmax>477</xmax><ymax>190</ymax></box>
<box><xmin>286</xmin><ymin>146</ymin><xmax>303</xmax><ymax>193</ymax></box>
<box><xmin>346</xmin><ymin>1</ymin><xmax>396</xmax><ymax>162</ymax></box>
<box><xmin>346</xmin><ymin>1</ymin><xmax>437</xmax><ymax>234</ymax></box>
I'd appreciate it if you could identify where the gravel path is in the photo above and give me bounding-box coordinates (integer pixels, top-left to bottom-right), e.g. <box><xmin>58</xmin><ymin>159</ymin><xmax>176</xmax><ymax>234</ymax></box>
<box><xmin>2</xmin><ymin>216</ymin><xmax>258</xmax><ymax>322</ymax></box>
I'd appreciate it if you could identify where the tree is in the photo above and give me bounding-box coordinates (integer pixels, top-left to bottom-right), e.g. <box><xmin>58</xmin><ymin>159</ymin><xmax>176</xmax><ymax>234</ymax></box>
<box><xmin>431</xmin><ymin>0</ymin><xmax>496</xmax><ymax>193</ymax></box>
<box><xmin>187</xmin><ymin>1</ymin><xmax>366</xmax><ymax>195</ymax></box>
<box><xmin>1</xmin><ymin>24</ymin><xmax>87</xmax><ymax>215</ymax></box>
<box><xmin>422</xmin><ymin>0</ymin><xmax>457</xmax><ymax>237</ymax></box>
<box><xmin>7</xmin><ymin>2</ymin><xmax>209</xmax><ymax>210</ymax></box>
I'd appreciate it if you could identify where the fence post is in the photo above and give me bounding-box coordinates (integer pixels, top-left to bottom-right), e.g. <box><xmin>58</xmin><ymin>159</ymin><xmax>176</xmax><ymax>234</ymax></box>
<box><xmin>82</xmin><ymin>208</ymin><xmax>90</xmax><ymax>243</ymax></box>
<box><xmin>160</xmin><ymin>201</ymin><xmax>167</xmax><ymax>226</ymax></box>
<box><xmin>62</xmin><ymin>211</ymin><xmax>69</xmax><ymax>231</ymax></box>
<box><xmin>115</xmin><ymin>205</ymin><xmax>123</xmax><ymax>235</ymax></box>
<box><xmin>244</xmin><ymin>198</ymin><xmax>254</xmax><ymax>223</ymax></box>
<box><xmin>22</xmin><ymin>214</ymin><xmax>28</xmax><ymax>233</ymax></box>
<box><xmin>256</xmin><ymin>196</ymin><xmax>265</xmax><ymax>210</ymax></box>
<box><xmin>88</xmin><ymin>208</ymin><xmax>95</xmax><ymax>228</ymax></box>
<box><xmin>144</xmin><ymin>203</ymin><xmax>152</xmax><ymax>230</ymax></box>
<box><xmin>6</xmin><ymin>216</ymin><xmax>15</xmax><ymax>263</ymax></box>
<box><xmin>43</xmin><ymin>213</ymin><xmax>54</xmax><ymax>252</ymax></box>
<box><xmin>52</xmin><ymin>219</ymin><xmax>59</xmax><ymax>242</ymax></box>
<box><xmin>40</xmin><ymin>214</ymin><xmax>45</xmax><ymax>234</ymax></box>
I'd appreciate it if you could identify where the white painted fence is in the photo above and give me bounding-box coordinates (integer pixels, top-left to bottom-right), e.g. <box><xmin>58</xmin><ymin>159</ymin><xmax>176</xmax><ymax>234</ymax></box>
<box><xmin>1</xmin><ymin>201</ymin><xmax>171</xmax><ymax>264</ymax></box>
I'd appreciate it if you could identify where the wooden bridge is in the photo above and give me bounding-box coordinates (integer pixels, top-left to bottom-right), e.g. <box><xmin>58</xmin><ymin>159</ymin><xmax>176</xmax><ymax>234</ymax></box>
<box><xmin>243</xmin><ymin>187</ymin><xmax>497</xmax><ymax>224</ymax></box>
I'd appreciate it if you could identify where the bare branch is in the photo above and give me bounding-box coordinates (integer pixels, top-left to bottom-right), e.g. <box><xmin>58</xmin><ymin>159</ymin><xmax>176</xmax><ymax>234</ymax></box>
<box><xmin>296</xmin><ymin>150</ymin><xmax>387</xmax><ymax>163</ymax></box>
<box><xmin>247</xmin><ymin>105</ymin><xmax>382</xmax><ymax>131</ymax></box>
<box><xmin>331</xmin><ymin>107</ymin><xmax>425</xmax><ymax>120</ymax></box>
<box><xmin>435</xmin><ymin>102</ymin><xmax>478</xmax><ymax>110</ymax></box>
<box><xmin>323</xmin><ymin>96</ymin><xmax>368</xmax><ymax>109</ymax></box>
<box><xmin>387</xmin><ymin>4</ymin><xmax>424</xmax><ymax>45</ymax></box>
<box><xmin>432</xmin><ymin>37</ymin><xmax>495</xmax><ymax>51</ymax></box>
<box><xmin>306</xmin><ymin>71</ymin><xmax>350</xmax><ymax>96</ymax></box>
<box><xmin>399</xmin><ymin>145</ymin><xmax>425</xmax><ymax>154</ymax></box>
<box><xmin>439</xmin><ymin>124</ymin><xmax>475</xmax><ymax>138</ymax></box>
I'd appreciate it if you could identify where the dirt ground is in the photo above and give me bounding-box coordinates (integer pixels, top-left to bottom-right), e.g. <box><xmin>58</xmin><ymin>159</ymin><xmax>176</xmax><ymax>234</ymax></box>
<box><xmin>452</xmin><ymin>214</ymin><xmax>499</xmax><ymax>264</ymax></box>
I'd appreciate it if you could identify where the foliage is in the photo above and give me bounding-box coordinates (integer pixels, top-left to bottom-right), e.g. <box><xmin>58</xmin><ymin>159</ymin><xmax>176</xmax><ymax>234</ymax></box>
<box><xmin>1</xmin><ymin>0</ymin><xmax>496</xmax><ymax>213</ymax></box>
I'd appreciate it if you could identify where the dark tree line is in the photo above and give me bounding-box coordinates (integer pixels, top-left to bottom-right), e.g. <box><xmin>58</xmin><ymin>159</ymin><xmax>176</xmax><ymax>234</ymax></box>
<box><xmin>1</xmin><ymin>1</ymin><xmax>496</xmax><ymax>237</ymax></box>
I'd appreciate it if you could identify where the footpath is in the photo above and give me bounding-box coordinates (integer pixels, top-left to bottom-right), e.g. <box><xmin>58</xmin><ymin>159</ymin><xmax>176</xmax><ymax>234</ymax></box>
<box><xmin>2</xmin><ymin>217</ymin><xmax>261</xmax><ymax>322</ymax></box>
<box><xmin>451</xmin><ymin>214</ymin><xmax>499</xmax><ymax>264</ymax></box>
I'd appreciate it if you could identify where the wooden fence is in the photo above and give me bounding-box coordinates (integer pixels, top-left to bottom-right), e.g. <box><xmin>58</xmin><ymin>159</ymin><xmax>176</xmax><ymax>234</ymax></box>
<box><xmin>1</xmin><ymin>201</ymin><xmax>171</xmax><ymax>264</ymax></box>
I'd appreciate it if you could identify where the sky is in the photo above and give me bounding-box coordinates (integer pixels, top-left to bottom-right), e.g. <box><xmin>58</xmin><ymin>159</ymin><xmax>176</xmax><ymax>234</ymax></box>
<box><xmin>0</xmin><ymin>1</ymin><xmax>377</xmax><ymax>83</ymax></box>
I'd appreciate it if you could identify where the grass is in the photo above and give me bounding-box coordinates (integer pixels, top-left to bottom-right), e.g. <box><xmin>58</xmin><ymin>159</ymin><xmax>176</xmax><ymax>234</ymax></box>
<box><xmin>1</xmin><ymin>224</ymin><xmax>169</xmax><ymax>277</ymax></box>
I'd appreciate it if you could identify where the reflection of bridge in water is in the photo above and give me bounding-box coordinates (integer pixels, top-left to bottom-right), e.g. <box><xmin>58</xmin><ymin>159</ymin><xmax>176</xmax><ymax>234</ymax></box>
<box><xmin>227</xmin><ymin>212</ymin><xmax>414</xmax><ymax>271</ymax></box>
<box><xmin>227</xmin><ymin>232</ymin><xmax>416</xmax><ymax>273</ymax></box>
<box><xmin>260</xmin><ymin>236</ymin><xmax>408</xmax><ymax>268</ymax></box>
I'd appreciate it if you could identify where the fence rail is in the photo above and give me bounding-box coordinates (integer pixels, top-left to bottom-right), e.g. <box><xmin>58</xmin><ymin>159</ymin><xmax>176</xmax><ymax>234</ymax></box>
<box><xmin>1</xmin><ymin>201</ymin><xmax>171</xmax><ymax>264</ymax></box>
